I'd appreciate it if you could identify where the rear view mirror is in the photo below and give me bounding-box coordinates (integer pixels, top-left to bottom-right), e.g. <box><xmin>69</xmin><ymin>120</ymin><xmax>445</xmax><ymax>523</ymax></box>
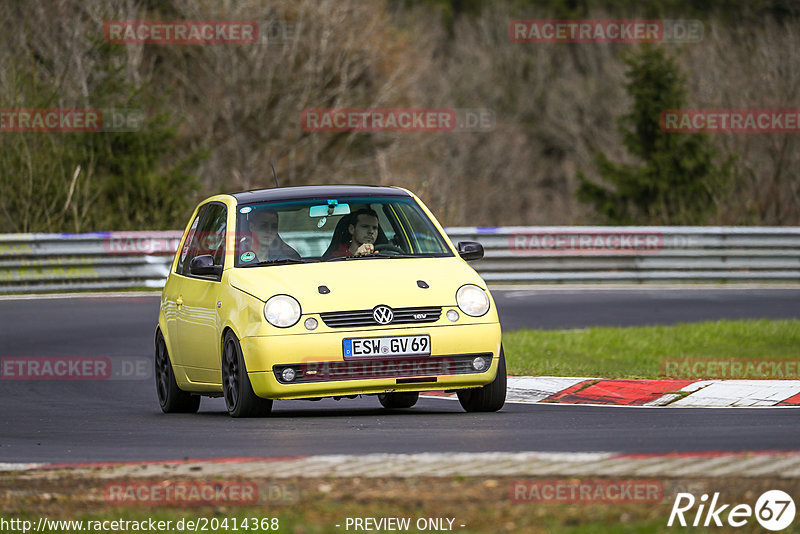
<box><xmin>310</xmin><ymin>203</ymin><xmax>350</xmax><ymax>217</ymax></box>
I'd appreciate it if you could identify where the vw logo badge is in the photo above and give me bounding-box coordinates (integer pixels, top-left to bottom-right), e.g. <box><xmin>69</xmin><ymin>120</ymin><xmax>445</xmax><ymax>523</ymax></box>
<box><xmin>372</xmin><ymin>305</ymin><xmax>394</xmax><ymax>325</ymax></box>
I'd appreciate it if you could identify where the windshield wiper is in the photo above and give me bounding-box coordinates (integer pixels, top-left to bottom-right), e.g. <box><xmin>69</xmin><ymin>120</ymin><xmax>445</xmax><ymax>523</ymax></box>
<box><xmin>242</xmin><ymin>258</ymin><xmax>317</xmax><ymax>267</ymax></box>
<box><xmin>325</xmin><ymin>252</ymin><xmax>418</xmax><ymax>262</ymax></box>
<box><xmin>325</xmin><ymin>254</ymin><xmax>382</xmax><ymax>262</ymax></box>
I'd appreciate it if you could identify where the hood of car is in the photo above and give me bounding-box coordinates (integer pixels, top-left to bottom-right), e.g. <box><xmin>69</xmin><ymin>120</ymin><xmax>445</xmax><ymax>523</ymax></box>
<box><xmin>227</xmin><ymin>256</ymin><xmax>486</xmax><ymax>313</ymax></box>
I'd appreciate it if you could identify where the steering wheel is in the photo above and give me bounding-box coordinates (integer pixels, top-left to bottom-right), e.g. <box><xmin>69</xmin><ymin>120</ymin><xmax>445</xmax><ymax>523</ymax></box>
<box><xmin>374</xmin><ymin>244</ymin><xmax>404</xmax><ymax>255</ymax></box>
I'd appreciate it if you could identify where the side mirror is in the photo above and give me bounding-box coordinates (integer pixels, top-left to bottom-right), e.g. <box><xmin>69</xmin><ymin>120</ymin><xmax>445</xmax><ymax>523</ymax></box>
<box><xmin>190</xmin><ymin>254</ymin><xmax>223</xmax><ymax>277</ymax></box>
<box><xmin>457</xmin><ymin>241</ymin><xmax>484</xmax><ymax>261</ymax></box>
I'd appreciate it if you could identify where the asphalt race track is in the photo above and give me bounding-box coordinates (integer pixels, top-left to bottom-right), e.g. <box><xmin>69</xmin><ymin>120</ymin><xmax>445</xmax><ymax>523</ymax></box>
<box><xmin>1</xmin><ymin>287</ymin><xmax>799</xmax><ymax>463</ymax></box>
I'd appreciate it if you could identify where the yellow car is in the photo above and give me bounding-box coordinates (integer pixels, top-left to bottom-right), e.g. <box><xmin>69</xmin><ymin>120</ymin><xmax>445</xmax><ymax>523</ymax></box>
<box><xmin>155</xmin><ymin>185</ymin><xmax>505</xmax><ymax>417</ymax></box>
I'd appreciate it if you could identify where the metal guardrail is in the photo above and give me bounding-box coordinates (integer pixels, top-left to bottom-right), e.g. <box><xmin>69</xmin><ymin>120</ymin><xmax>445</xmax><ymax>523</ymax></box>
<box><xmin>449</xmin><ymin>227</ymin><xmax>800</xmax><ymax>283</ymax></box>
<box><xmin>0</xmin><ymin>227</ymin><xmax>798</xmax><ymax>293</ymax></box>
<box><xmin>0</xmin><ymin>231</ymin><xmax>181</xmax><ymax>293</ymax></box>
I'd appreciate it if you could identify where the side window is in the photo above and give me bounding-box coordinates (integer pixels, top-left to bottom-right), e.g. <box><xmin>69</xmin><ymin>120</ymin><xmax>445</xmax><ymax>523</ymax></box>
<box><xmin>176</xmin><ymin>211</ymin><xmax>203</xmax><ymax>274</ymax></box>
<box><xmin>180</xmin><ymin>203</ymin><xmax>227</xmax><ymax>277</ymax></box>
<box><xmin>205</xmin><ymin>205</ymin><xmax>227</xmax><ymax>267</ymax></box>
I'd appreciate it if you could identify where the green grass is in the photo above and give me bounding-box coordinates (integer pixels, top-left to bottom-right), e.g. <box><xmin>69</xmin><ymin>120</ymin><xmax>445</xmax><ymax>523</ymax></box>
<box><xmin>503</xmin><ymin>319</ymin><xmax>800</xmax><ymax>379</ymax></box>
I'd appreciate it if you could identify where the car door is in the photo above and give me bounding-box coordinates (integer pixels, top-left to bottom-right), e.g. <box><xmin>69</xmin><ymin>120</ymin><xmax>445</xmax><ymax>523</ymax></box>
<box><xmin>163</xmin><ymin>210</ymin><xmax>202</xmax><ymax>369</ymax></box>
<box><xmin>175</xmin><ymin>202</ymin><xmax>227</xmax><ymax>385</ymax></box>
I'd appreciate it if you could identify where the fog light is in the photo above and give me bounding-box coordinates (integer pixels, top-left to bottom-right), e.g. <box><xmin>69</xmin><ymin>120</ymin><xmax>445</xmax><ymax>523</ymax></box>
<box><xmin>304</xmin><ymin>317</ymin><xmax>318</xmax><ymax>330</ymax></box>
<box><xmin>446</xmin><ymin>309</ymin><xmax>459</xmax><ymax>322</ymax></box>
<box><xmin>281</xmin><ymin>368</ymin><xmax>297</xmax><ymax>382</ymax></box>
<box><xmin>471</xmin><ymin>356</ymin><xmax>488</xmax><ymax>372</ymax></box>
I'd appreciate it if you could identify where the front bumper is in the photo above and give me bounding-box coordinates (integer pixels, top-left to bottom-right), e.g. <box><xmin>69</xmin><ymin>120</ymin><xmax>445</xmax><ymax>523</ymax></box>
<box><xmin>240</xmin><ymin>322</ymin><xmax>501</xmax><ymax>399</ymax></box>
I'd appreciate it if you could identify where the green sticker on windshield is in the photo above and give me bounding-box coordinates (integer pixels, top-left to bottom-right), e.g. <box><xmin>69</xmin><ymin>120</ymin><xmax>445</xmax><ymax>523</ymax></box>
<box><xmin>240</xmin><ymin>251</ymin><xmax>256</xmax><ymax>262</ymax></box>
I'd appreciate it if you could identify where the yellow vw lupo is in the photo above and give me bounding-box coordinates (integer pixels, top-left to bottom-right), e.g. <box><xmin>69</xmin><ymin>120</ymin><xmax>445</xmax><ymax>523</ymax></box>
<box><xmin>155</xmin><ymin>185</ymin><xmax>504</xmax><ymax>417</ymax></box>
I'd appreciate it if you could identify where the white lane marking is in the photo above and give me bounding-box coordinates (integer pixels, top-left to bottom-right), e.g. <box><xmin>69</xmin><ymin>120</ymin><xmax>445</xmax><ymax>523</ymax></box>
<box><xmin>420</xmin><ymin>376</ymin><xmax>591</xmax><ymax>403</ymax></box>
<box><xmin>0</xmin><ymin>291</ymin><xmax>161</xmax><ymax>301</ymax></box>
<box><xmin>506</xmin><ymin>376</ymin><xmax>591</xmax><ymax>403</ymax></box>
<box><xmin>423</xmin><ymin>377</ymin><xmax>800</xmax><ymax>408</ymax></box>
<box><xmin>20</xmin><ymin>451</ymin><xmax>800</xmax><ymax>479</ymax></box>
<box><xmin>0</xmin><ymin>463</ymin><xmax>46</xmax><ymax>471</ymax></box>
<box><xmin>644</xmin><ymin>380</ymin><xmax>717</xmax><ymax>406</ymax></box>
<box><xmin>671</xmin><ymin>380</ymin><xmax>800</xmax><ymax>407</ymax></box>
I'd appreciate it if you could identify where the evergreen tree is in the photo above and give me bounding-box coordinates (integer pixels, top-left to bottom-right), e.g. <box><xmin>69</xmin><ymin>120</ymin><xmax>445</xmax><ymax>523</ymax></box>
<box><xmin>577</xmin><ymin>45</ymin><xmax>733</xmax><ymax>224</ymax></box>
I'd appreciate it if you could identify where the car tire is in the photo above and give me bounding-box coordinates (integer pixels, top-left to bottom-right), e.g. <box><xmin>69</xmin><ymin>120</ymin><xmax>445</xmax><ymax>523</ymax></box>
<box><xmin>155</xmin><ymin>329</ymin><xmax>200</xmax><ymax>414</ymax></box>
<box><xmin>378</xmin><ymin>392</ymin><xmax>419</xmax><ymax>409</ymax></box>
<box><xmin>457</xmin><ymin>345</ymin><xmax>507</xmax><ymax>413</ymax></box>
<box><xmin>222</xmin><ymin>331</ymin><xmax>273</xmax><ymax>418</ymax></box>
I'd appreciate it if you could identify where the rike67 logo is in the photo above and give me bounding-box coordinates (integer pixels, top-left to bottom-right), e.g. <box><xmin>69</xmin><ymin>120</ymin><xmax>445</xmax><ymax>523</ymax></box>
<box><xmin>668</xmin><ymin>490</ymin><xmax>796</xmax><ymax>531</ymax></box>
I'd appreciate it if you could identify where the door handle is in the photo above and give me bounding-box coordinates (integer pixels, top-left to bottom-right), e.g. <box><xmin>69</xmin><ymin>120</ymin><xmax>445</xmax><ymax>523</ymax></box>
<box><xmin>176</xmin><ymin>296</ymin><xmax>183</xmax><ymax>308</ymax></box>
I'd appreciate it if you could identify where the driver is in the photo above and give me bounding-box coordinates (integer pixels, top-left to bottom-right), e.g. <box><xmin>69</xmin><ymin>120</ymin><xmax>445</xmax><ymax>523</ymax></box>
<box><xmin>330</xmin><ymin>208</ymin><xmax>379</xmax><ymax>257</ymax></box>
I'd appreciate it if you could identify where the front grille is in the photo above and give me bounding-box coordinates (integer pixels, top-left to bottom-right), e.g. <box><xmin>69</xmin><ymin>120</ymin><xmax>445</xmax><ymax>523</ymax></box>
<box><xmin>319</xmin><ymin>306</ymin><xmax>442</xmax><ymax>328</ymax></box>
<box><xmin>274</xmin><ymin>354</ymin><xmax>492</xmax><ymax>383</ymax></box>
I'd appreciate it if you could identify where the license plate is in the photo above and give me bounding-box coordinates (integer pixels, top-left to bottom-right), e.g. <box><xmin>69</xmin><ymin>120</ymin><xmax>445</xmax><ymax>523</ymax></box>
<box><xmin>343</xmin><ymin>335</ymin><xmax>430</xmax><ymax>358</ymax></box>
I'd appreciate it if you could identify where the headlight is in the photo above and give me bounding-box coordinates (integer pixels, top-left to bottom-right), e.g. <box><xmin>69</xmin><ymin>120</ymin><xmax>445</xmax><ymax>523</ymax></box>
<box><xmin>264</xmin><ymin>295</ymin><xmax>301</xmax><ymax>328</ymax></box>
<box><xmin>456</xmin><ymin>284</ymin><xmax>490</xmax><ymax>317</ymax></box>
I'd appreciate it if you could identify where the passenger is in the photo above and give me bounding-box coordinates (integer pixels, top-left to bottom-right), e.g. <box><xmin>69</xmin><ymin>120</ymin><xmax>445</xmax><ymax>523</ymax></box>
<box><xmin>249</xmin><ymin>209</ymin><xmax>300</xmax><ymax>261</ymax></box>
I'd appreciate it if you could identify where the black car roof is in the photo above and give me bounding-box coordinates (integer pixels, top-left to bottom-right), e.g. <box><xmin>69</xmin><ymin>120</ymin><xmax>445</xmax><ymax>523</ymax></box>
<box><xmin>230</xmin><ymin>185</ymin><xmax>410</xmax><ymax>204</ymax></box>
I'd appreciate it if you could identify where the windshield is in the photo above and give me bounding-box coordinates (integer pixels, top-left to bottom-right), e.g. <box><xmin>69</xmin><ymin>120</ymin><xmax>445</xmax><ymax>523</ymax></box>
<box><xmin>234</xmin><ymin>196</ymin><xmax>453</xmax><ymax>267</ymax></box>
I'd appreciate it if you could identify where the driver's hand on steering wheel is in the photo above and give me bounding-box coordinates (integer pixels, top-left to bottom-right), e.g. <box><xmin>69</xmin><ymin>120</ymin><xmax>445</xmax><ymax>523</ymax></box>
<box><xmin>355</xmin><ymin>243</ymin><xmax>374</xmax><ymax>256</ymax></box>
